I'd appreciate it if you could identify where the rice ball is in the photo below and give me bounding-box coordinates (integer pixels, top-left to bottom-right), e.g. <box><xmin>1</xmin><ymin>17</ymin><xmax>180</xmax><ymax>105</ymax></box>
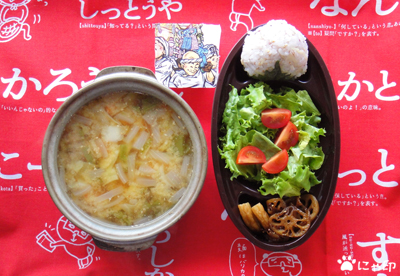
<box><xmin>241</xmin><ymin>20</ymin><xmax>308</xmax><ymax>81</ymax></box>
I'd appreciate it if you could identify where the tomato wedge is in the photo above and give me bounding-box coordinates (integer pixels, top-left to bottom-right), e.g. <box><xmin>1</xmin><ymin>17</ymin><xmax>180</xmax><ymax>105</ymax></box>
<box><xmin>262</xmin><ymin>149</ymin><xmax>289</xmax><ymax>174</ymax></box>
<box><xmin>236</xmin><ymin>146</ymin><xmax>267</xmax><ymax>165</ymax></box>
<box><xmin>274</xmin><ymin>121</ymin><xmax>299</xmax><ymax>150</ymax></box>
<box><xmin>261</xmin><ymin>108</ymin><xmax>292</xmax><ymax>129</ymax></box>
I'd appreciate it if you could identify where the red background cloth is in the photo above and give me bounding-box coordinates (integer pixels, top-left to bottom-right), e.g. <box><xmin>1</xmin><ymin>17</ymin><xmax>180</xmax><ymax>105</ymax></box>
<box><xmin>1</xmin><ymin>0</ymin><xmax>400</xmax><ymax>275</ymax></box>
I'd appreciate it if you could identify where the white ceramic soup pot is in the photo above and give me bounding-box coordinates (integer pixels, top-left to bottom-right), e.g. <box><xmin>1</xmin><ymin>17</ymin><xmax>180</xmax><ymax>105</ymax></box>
<box><xmin>42</xmin><ymin>66</ymin><xmax>208</xmax><ymax>251</ymax></box>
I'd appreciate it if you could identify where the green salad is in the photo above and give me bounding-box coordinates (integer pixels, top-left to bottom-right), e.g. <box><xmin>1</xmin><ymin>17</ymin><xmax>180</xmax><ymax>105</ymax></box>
<box><xmin>218</xmin><ymin>82</ymin><xmax>326</xmax><ymax>198</ymax></box>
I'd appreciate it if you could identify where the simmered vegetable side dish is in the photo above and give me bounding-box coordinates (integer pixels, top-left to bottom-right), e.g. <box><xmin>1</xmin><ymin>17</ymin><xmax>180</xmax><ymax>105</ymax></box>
<box><xmin>238</xmin><ymin>194</ymin><xmax>320</xmax><ymax>241</ymax></box>
<box><xmin>58</xmin><ymin>91</ymin><xmax>193</xmax><ymax>226</ymax></box>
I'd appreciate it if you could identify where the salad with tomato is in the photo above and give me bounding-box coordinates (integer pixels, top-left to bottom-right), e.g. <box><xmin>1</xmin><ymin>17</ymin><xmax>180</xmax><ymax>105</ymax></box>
<box><xmin>218</xmin><ymin>82</ymin><xmax>326</xmax><ymax>198</ymax></box>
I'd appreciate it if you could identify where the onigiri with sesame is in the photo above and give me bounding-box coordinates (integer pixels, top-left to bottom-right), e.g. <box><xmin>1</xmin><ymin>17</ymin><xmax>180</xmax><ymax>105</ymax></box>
<box><xmin>241</xmin><ymin>20</ymin><xmax>308</xmax><ymax>81</ymax></box>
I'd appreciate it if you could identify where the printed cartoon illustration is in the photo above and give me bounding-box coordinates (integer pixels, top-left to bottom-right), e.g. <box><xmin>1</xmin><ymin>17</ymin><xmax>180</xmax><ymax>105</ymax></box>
<box><xmin>229</xmin><ymin>238</ymin><xmax>259</xmax><ymax>276</ymax></box>
<box><xmin>260</xmin><ymin>252</ymin><xmax>302</xmax><ymax>276</ymax></box>
<box><xmin>36</xmin><ymin>216</ymin><xmax>96</xmax><ymax>269</ymax></box>
<box><xmin>229</xmin><ymin>237</ymin><xmax>303</xmax><ymax>276</ymax></box>
<box><xmin>203</xmin><ymin>44</ymin><xmax>219</xmax><ymax>85</ymax></box>
<box><xmin>229</xmin><ymin>0</ymin><xmax>265</xmax><ymax>31</ymax></box>
<box><xmin>179</xmin><ymin>24</ymin><xmax>198</xmax><ymax>52</ymax></box>
<box><xmin>0</xmin><ymin>0</ymin><xmax>32</xmax><ymax>42</ymax></box>
<box><xmin>155</xmin><ymin>23</ymin><xmax>221</xmax><ymax>88</ymax></box>
<box><xmin>170</xmin><ymin>50</ymin><xmax>206</xmax><ymax>88</ymax></box>
<box><xmin>155</xmin><ymin>36</ymin><xmax>177</xmax><ymax>86</ymax></box>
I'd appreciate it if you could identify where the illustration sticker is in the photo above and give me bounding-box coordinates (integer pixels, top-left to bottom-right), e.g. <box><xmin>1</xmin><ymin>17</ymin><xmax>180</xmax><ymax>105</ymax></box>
<box><xmin>155</xmin><ymin>23</ymin><xmax>221</xmax><ymax>88</ymax></box>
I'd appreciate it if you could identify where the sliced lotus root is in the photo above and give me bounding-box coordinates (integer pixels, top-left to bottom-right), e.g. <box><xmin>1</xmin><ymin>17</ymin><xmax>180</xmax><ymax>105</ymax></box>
<box><xmin>300</xmin><ymin>194</ymin><xmax>320</xmax><ymax>222</ymax></box>
<box><xmin>266</xmin><ymin>198</ymin><xmax>286</xmax><ymax>215</ymax></box>
<box><xmin>269</xmin><ymin>206</ymin><xmax>311</xmax><ymax>238</ymax></box>
<box><xmin>285</xmin><ymin>196</ymin><xmax>307</xmax><ymax>213</ymax></box>
<box><xmin>251</xmin><ymin>203</ymin><xmax>270</xmax><ymax>230</ymax></box>
<box><xmin>238</xmin><ymin>203</ymin><xmax>262</xmax><ymax>232</ymax></box>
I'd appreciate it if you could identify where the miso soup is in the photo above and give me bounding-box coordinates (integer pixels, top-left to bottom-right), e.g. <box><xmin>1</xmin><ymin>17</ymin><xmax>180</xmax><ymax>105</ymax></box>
<box><xmin>57</xmin><ymin>91</ymin><xmax>193</xmax><ymax>226</ymax></box>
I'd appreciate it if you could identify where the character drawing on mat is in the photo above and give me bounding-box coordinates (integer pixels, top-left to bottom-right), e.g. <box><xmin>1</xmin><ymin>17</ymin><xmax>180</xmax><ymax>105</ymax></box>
<box><xmin>179</xmin><ymin>24</ymin><xmax>198</xmax><ymax>52</ymax></box>
<box><xmin>36</xmin><ymin>216</ymin><xmax>96</xmax><ymax>269</ymax></box>
<box><xmin>260</xmin><ymin>252</ymin><xmax>302</xmax><ymax>276</ymax></box>
<box><xmin>170</xmin><ymin>51</ymin><xmax>206</xmax><ymax>88</ymax></box>
<box><xmin>155</xmin><ymin>23</ymin><xmax>221</xmax><ymax>88</ymax></box>
<box><xmin>202</xmin><ymin>44</ymin><xmax>219</xmax><ymax>87</ymax></box>
<box><xmin>155</xmin><ymin>36</ymin><xmax>177</xmax><ymax>86</ymax></box>
<box><xmin>229</xmin><ymin>0</ymin><xmax>265</xmax><ymax>31</ymax></box>
<box><xmin>0</xmin><ymin>0</ymin><xmax>32</xmax><ymax>42</ymax></box>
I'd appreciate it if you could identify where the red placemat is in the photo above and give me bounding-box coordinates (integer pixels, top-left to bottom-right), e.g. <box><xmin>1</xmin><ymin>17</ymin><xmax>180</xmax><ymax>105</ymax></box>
<box><xmin>1</xmin><ymin>0</ymin><xmax>400</xmax><ymax>275</ymax></box>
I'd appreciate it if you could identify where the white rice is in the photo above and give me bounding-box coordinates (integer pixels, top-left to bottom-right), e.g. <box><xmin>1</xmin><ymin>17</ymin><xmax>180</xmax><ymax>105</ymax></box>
<box><xmin>241</xmin><ymin>20</ymin><xmax>308</xmax><ymax>80</ymax></box>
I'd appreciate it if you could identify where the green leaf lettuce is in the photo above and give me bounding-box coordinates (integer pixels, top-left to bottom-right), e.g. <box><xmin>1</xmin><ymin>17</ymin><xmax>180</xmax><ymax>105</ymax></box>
<box><xmin>219</xmin><ymin>82</ymin><xmax>326</xmax><ymax>198</ymax></box>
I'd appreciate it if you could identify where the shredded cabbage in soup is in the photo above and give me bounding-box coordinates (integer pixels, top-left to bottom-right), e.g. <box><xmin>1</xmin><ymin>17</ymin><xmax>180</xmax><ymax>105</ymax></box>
<box><xmin>57</xmin><ymin>91</ymin><xmax>193</xmax><ymax>226</ymax></box>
